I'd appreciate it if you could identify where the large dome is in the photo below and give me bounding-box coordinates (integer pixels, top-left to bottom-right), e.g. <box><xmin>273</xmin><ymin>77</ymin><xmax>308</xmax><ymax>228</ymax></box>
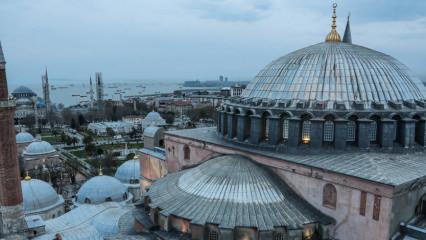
<box><xmin>16</xmin><ymin>132</ymin><xmax>34</xmax><ymax>144</ymax></box>
<box><xmin>147</xmin><ymin>155</ymin><xmax>331</xmax><ymax>230</ymax></box>
<box><xmin>76</xmin><ymin>175</ymin><xmax>129</xmax><ymax>204</ymax></box>
<box><xmin>21</xmin><ymin>178</ymin><xmax>64</xmax><ymax>213</ymax></box>
<box><xmin>24</xmin><ymin>140</ymin><xmax>55</xmax><ymax>156</ymax></box>
<box><xmin>242</xmin><ymin>42</ymin><xmax>426</xmax><ymax>109</ymax></box>
<box><xmin>12</xmin><ymin>85</ymin><xmax>37</xmax><ymax>97</ymax></box>
<box><xmin>115</xmin><ymin>160</ymin><xmax>140</xmax><ymax>184</ymax></box>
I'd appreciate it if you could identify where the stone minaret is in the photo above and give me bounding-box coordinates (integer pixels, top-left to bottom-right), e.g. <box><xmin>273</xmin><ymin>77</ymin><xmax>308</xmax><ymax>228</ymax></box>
<box><xmin>95</xmin><ymin>72</ymin><xmax>104</xmax><ymax>103</ymax></box>
<box><xmin>42</xmin><ymin>67</ymin><xmax>51</xmax><ymax>112</ymax></box>
<box><xmin>89</xmin><ymin>75</ymin><xmax>94</xmax><ymax>109</ymax></box>
<box><xmin>0</xmin><ymin>42</ymin><xmax>26</xmax><ymax>235</ymax></box>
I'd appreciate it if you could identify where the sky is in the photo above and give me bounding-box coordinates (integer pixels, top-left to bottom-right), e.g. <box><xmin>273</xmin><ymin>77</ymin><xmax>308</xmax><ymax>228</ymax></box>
<box><xmin>1</xmin><ymin>0</ymin><xmax>426</xmax><ymax>85</ymax></box>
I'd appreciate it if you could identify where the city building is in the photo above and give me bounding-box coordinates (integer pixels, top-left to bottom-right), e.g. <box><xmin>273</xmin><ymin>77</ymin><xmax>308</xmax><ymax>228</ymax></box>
<box><xmin>12</xmin><ymin>85</ymin><xmax>47</xmax><ymax>124</ymax></box>
<box><xmin>138</xmin><ymin>6</ymin><xmax>426</xmax><ymax>240</ymax></box>
<box><xmin>138</xmin><ymin>126</ymin><xmax>166</xmax><ymax>192</ymax></box>
<box><xmin>22</xmin><ymin>140</ymin><xmax>59</xmax><ymax>172</ymax></box>
<box><xmin>230</xmin><ymin>84</ymin><xmax>245</xmax><ymax>97</ymax></box>
<box><xmin>87</xmin><ymin>120</ymin><xmax>135</xmax><ymax>136</ymax></box>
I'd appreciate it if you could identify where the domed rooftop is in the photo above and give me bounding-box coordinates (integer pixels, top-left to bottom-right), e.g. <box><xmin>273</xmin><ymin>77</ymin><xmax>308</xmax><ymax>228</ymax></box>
<box><xmin>242</xmin><ymin>42</ymin><xmax>426</xmax><ymax>109</ymax></box>
<box><xmin>76</xmin><ymin>175</ymin><xmax>129</xmax><ymax>204</ymax></box>
<box><xmin>21</xmin><ymin>178</ymin><xmax>64</xmax><ymax>214</ymax></box>
<box><xmin>24</xmin><ymin>140</ymin><xmax>55</xmax><ymax>156</ymax></box>
<box><xmin>115</xmin><ymin>160</ymin><xmax>140</xmax><ymax>184</ymax></box>
<box><xmin>142</xmin><ymin>111</ymin><xmax>166</xmax><ymax>128</ymax></box>
<box><xmin>16</xmin><ymin>132</ymin><xmax>34</xmax><ymax>144</ymax></box>
<box><xmin>147</xmin><ymin>155</ymin><xmax>332</xmax><ymax>230</ymax></box>
<box><xmin>12</xmin><ymin>86</ymin><xmax>36</xmax><ymax>97</ymax></box>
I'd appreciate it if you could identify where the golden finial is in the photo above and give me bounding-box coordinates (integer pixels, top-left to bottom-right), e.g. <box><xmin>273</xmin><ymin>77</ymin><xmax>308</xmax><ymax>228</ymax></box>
<box><xmin>99</xmin><ymin>166</ymin><xmax>103</xmax><ymax>176</ymax></box>
<box><xmin>24</xmin><ymin>171</ymin><xmax>31</xmax><ymax>181</ymax></box>
<box><xmin>325</xmin><ymin>3</ymin><xmax>341</xmax><ymax>42</ymax></box>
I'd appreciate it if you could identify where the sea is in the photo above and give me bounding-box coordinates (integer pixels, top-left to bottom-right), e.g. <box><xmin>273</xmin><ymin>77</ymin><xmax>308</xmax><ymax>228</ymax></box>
<box><xmin>9</xmin><ymin>80</ymin><xmax>188</xmax><ymax>107</ymax></box>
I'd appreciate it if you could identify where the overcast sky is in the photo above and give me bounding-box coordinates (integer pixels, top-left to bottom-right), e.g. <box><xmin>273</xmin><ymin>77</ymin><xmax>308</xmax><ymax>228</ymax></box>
<box><xmin>1</xmin><ymin>0</ymin><xmax>425</xmax><ymax>85</ymax></box>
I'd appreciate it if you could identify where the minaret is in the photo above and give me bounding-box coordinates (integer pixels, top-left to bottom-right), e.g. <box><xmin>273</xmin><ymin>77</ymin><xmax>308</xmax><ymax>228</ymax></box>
<box><xmin>0</xmin><ymin>41</ymin><xmax>26</xmax><ymax>235</ymax></box>
<box><xmin>95</xmin><ymin>72</ymin><xmax>104</xmax><ymax>105</ymax></box>
<box><xmin>42</xmin><ymin>67</ymin><xmax>51</xmax><ymax>112</ymax></box>
<box><xmin>342</xmin><ymin>13</ymin><xmax>352</xmax><ymax>44</ymax></box>
<box><xmin>89</xmin><ymin>75</ymin><xmax>94</xmax><ymax>109</ymax></box>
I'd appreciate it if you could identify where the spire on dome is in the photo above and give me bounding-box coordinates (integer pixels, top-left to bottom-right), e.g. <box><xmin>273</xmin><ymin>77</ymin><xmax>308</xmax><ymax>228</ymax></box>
<box><xmin>325</xmin><ymin>3</ymin><xmax>341</xmax><ymax>42</ymax></box>
<box><xmin>342</xmin><ymin>13</ymin><xmax>352</xmax><ymax>44</ymax></box>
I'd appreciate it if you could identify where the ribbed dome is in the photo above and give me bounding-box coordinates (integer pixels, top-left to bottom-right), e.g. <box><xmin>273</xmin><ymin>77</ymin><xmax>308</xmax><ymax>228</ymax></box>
<box><xmin>21</xmin><ymin>179</ymin><xmax>63</xmax><ymax>213</ymax></box>
<box><xmin>147</xmin><ymin>155</ymin><xmax>331</xmax><ymax>230</ymax></box>
<box><xmin>15</xmin><ymin>98</ymin><xmax>33</xmax><ymax>106</ymax></box>
<box><xmin>76</xmin><ymin>175</ymin><xmax>129</xmax><ymax>204</ymax></box>
<box><xmin>24</xmin><ymin>141</ymin><xmax>55</xmax><ymax>156</ymax></box>
<box><xmin>242</xmin><ymin>42</ymin><xmax>426</xmax><ymax>109</ymax></box>
<box><xmin>16</xmin><ymin>132</ymin><xmax>34</xmax><ymax>144</ymax></box>
<box><xmin>115</xmin><ymin>160</ymin><xmax>140</xmax><ymax>184</ymax></box>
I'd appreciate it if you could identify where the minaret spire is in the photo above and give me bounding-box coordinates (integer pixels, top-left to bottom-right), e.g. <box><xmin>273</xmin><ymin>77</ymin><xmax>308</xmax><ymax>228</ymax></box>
<box><xmin>342</xmin><ymin>13</ymin><xmax>352</xmax><ymax>44</ymax></box>
<box><xmin>325</xmin><ymin>3</ymin><xmax>341</xmax><ymax>42</ymax></box>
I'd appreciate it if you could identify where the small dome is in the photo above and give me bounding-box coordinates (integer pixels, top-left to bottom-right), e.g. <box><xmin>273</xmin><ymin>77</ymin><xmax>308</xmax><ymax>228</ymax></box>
<box><xmin>142</xmin><ymin>111</ymin><xmax>166</xmax><ymax>128</ymax></box>
<box><xmin>76</xmin><ymin>175</ymin><xmax>129</xmax><ymax>204</ymax></box>
<box><xmin>24</xmin><ymin>141</ymin><xmax>55</xmax><ymax>156</ymax></box>
<box><xmin>12</xmin><ymin>86</ymin><xmax>37</xmax><ymax>97</ymax></box>
<box><xmin>16</xmin><ymin>132</ymin><xmax>34</xmax><ymax>144</ymax></box>
<box><xmin>115</xmin><ymin>160</ymin><xmax>140</xmax><ymax>184</ymax></box>
<box><xmin>36</xmin><ymin>99</ymin><xmax>46</xmax><ymax>108</ymax></box>
<box><xmin>21</xmin><ymin>178</ymin><xmax>63</xmax><ymax>213</ymax></box>
<box><xmin>143</xmin><ymin>126</ymin><xmax>162</xmax><ymax>138</ymax></box>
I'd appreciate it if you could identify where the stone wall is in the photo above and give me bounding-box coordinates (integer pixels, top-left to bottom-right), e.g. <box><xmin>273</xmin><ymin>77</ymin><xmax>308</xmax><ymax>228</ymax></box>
<box><xmin>139</xmin><ymin>152</ymin><xmax>167</xmax><ymax>192</ymax></box>
<box><xmin>164</xmin><ymin>133</ymin><xmax>396</xmax><ymax>240</ymax></box>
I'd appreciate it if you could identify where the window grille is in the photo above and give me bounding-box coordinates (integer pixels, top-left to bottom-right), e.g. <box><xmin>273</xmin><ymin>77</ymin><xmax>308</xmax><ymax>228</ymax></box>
<box><xmin>370</xmin><ymin>121</ymin><xmax>377</xmax><ymax>141</ymax></box>
<box><xmin>347</xmin><ymin>121</ymin><xmax>356</xmax><ymax>141</ymax></box>
<box><xmin>323</xmin><ymin>120</ymin><xmax>334</xmax><ymax>142</ymax></box>
<box><xmin>283</xmin><ymin>119</ymin><xmax>289</xmax><ymax>140</ymax></box>
<box><xmin>302</xmin><ymin>120</ymin><xmax>311</xmax><ymax>141</ymax></box>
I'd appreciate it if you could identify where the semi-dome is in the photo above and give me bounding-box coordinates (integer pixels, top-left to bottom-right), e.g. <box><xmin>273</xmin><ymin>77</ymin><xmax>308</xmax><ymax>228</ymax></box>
<box><xmin>16</xmin><ymin>132</ymin><xmax>34</xmax><ymax>144</ymax></box>
<box><xmin>115</xmin><ymin>160</ymin><xmax>140</xmax><ymax>184</ymax></box>
<box><xmin>24</xmin><ymin>140</ymin><xmax>55</xmax><ymax>156</ymax></box>
<box><xmin>242</xmin><ymin>42</ymin><xmax>426</xmax><ymax>109</ymax></box>
<box><xmin>76</xmin><ymin>175</ymin><xmax>129</xmax><ymax>204</ymax></box>
<box><xmin>12</xmin><ymin>86</ymin><xmax>37</xmax><ymax>97</ymax></box>
<box><xmin>146</xmin><ymin>155</ymin><xmax>332</xmax><ymax>230</ymax></box>
<box><xmin>21</xmin><ymin>178</ymin><xmax>64</xmax><ymax>214</ymax></box>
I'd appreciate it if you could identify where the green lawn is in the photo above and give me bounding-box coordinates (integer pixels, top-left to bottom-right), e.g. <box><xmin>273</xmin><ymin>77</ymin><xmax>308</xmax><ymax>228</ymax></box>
<box><xmin>41</xmin><ymin>135</ymin><xmax>62</xmax><ymax>143</ymax></box>
<box><xmin>69</xmin><ymin>149</ymin><xmax>87</xmax><ymax>158</ymax></box>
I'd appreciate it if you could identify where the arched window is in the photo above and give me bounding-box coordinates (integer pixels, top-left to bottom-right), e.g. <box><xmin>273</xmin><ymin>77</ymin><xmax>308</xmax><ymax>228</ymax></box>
<box><xmin>301</xmin><ymin>115</ymin><xmax>312</xmax><ymax>144</ymax></box>
<box><xmin>370</xmin><ymin>116</ymin><xmax>380</xmax><ymax>143</ymax></box>
<box><xmin>183</xmin><ymin>145</ymin><xmax>190</xmax><ymax>160</ymax></box>
<box><xmin>207</xmin><ymin>229</ymin><xmax>219</xmax><ymax>240</ymax></box>
<box><xmin>323</xmin><ymin>183</ymin><xmax>337</xmax><ymax>209</ymax></box>
<box><xmin>347</xmin><ymin>121</ymin><xmax>356</xmax><ymax>141</ymax></box>
<box><xmin>323</xmin><ymin>118</ymin><xmax>335</xmax><ymax>142</ymax></box>
<box><xmin>283</xmin><ymin>119</ymin><xmax>289</xmax><ymax>141</ymax></box>
<box><xmin>392</xmin><ymin>115</ymin><xmax>402</xmax><ymax>144</ymax></box>
<box><xmin>105</xmin><ymin>197</ymin><xmax>112</xmax><ymax>202</ymax></box>
<box><xmin>244</xmin><ymin>111</ymin><xmax>253</xmax><ymax>140</ymax></box>
<box><xmin>262</xmin><ymin>112</ymin><xmax>271</xmax><ymax>141</ymax></box>
<box><xmin>84</xmin><ymin>198</ymin><xmax>91</xmax><ymax>204</ymax></box>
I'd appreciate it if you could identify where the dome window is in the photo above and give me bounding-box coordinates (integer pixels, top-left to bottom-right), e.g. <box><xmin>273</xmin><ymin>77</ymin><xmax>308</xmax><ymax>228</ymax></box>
<box><xmin>323</xmin><ymin>119</ymin><xmax>335</xmax><ymax>142</ymax></box>
<box><xmin>301</xmin><ymin>120</ymin><xmax>311</xmax><ymax>144</ymax></box>
<box><xmin>207</xmin><ymin>229</ymin><xmax>219</xmax><ymax>240</ymax></box>
<box><xmin>84</xmin><ymin>198</ymin><xmax>91</xmax><ymax>204</ymax></box>
<box><xmin>105</xmin><ymin>197</ymin><xmax>112</xmax><ymax>202</ymax></box>
<box><xmin>347</xmin><ymin>120</ymin><xmax>356</xmax><ymax>142</ymax></box>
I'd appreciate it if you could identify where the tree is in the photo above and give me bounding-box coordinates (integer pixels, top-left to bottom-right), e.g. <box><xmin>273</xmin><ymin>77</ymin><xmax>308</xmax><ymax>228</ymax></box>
<box><xmin>163</xmin><ymin>111</ymin><xmax>175</xmax><ymax>124</ymax></box>
<box><xmin>71</xmin><ymin>137</ymin><xmax>78</xmax><ymax>147</ymax></box>
<box><xmin>85</xmin><ymin>144</ymin><xmax>96</xmax><ymax>156</ymax></box>
<box><xmin>70</xmin><ymin>118</ymin><xmax>77</xmax><ymax>130</ymax></box>
<box><xmin>126</xmin><ymin>153</ymin><xmax>135</xmax><ymax>160</ymax></box>
<box><xmin>78</xmin><ymin>114</ymin><xmax>86</xmax><ymax>126</ymax></box>
<box><xmin>22</xmin><ymin>114</ymin><xmax>36</xmax><ymax>130</ymax></box>
<box><xmin>106</xmin><ymin>127</ymin><xmax>115</xmax><ymax>144</ymax></box>
<box><xmin>61</xmin><ymin>132</ymin><xmax>67</xmax><ymax>143</ymax></box>
<box><xmin>65</xmin><ymin>136</ymin><xmax>72</xmax><ymax>146</ymax></box>
<box><xmin>83</xmin><ymin>135</ymin><xmax>94</xmax><ymax>146</ymax></box>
